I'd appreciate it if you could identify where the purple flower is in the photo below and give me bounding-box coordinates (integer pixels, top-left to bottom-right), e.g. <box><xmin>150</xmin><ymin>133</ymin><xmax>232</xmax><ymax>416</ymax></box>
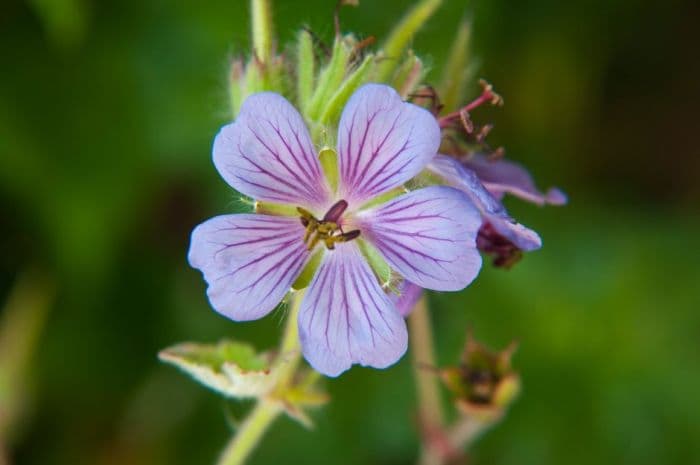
<box><xmin>461</xmin><ymin>153</ymin><xmax>567</xmax><ymax>207</ymax></box>
<box><xmin>427</xmin><ymin>154</ymin><xmax>543</xmax><ymax>254</ymax></box>
<box><xmin>188</xmin><ymin>84</ymin><xmax>482</xmax><ymax>377</ymax></box>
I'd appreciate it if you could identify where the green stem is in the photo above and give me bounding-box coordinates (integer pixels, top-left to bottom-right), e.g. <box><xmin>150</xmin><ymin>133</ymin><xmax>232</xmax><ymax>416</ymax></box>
<box><xmin>216</xmin><ymin>400</ymin><xmax>282</xmax><ymax>465</ymax></box>
<box><xmin>216</xmin><ymin>290</ymin><xmax>305</xmax><ymax>465</ymax></box>
<box><xmin>274</xmin><ymin>290</ymin><xmax>304</xmax><ymax>387</ymax></box>
<box><xmin>409</xmin><ymin>295</ymin><xmax>446</xmax><ymax>465</ymax></box>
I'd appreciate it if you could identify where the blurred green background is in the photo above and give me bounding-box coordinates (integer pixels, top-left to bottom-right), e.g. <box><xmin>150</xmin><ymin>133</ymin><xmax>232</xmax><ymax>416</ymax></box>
<box><xmin>1</xmin><ymin>0</ymin><xmax>699</xmax><ymax>464</ymax></box>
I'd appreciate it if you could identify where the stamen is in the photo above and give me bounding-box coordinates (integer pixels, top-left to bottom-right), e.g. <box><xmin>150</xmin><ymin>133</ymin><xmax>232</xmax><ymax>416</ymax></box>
<box><xmin>297</xmin><ymin>200</ymin><xmax>360</xmax><ymax>251</ymax></box>
<box><xmin>323</xmin><ymin>199</ymin><xmax>348</xmax><ymax>223</ymax></box>
<box><xmin>339</xmin><ymin>230</ymin><xmax>361</xmax><ymax>242</ymax></box>
<box><xmin>438</xmin><ymin>79</ymin><xmax>503</xmax><ymax>129</ymax></box>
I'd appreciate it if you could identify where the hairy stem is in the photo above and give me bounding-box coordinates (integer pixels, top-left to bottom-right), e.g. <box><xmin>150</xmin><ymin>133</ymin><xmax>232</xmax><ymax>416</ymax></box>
<box><xmin>216</xmin><ymin>400</ymin><xmax>281</xmax><ymax>465</ymax></box>
<box><xmin>216</xmin><ymin>290</ymin><xmax>304</xmax><ymax>465</ymax></box>
<box><xmin>409</xmin><ymin>295</ymin><xmax>446</xmax><ymax>465</ymax></box>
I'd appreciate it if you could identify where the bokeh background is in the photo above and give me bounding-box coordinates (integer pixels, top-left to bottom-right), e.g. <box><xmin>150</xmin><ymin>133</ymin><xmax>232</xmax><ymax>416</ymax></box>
<box><xmin>1</xmin><ymin>0</ymin><xmax>699</xmax><ymax>464</ymax></box>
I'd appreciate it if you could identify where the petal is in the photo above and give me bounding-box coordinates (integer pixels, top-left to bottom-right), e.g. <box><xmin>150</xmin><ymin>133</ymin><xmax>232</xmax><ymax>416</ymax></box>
<box><xmin>427</xmin><ymin>155</ymin><xmax>542</xmax><ymax>251</ymax></box>
<box><xmin>213</xmin><ymin>93</ymin><xmax>330</xmax><ymax>210</ymax></box>
<box><xmin>298</xmin><ymin>242</ymin><xmax>408</xmax><ymax>377</ymax></box>
<box><xmin>357</xmin><ymin>186</ymin><xmax>482</xmax><ymax>292</ymax></box>
<box><xmin>463</xmin><ymin>154</ymin><xmax>567</xmax><ymax>206</ymax></box>
<box><xmin>484</xmin><ymin>214</ymin><xmax>542</xmax><ymax>251</ymax></box>
<box><xmin>391</xmin><ymin>280</ymin><xmax>424</xmax><ymax>317</ymax></box>
<box><xmin>188</xmin><ymin>214</ymin><xmax>310</xmax><ymax>321</ymax></box>
<box><xmin>336</xmin><ymin>84</ymin><xmax>441</xmax><ymax>207</ymax></box>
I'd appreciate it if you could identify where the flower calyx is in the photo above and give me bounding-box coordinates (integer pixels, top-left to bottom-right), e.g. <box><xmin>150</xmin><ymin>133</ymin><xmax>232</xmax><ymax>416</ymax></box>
<box><xmin>440</xmin><ymin>332</ymin><xmax>520</xmax><ymax>422</ymax></box>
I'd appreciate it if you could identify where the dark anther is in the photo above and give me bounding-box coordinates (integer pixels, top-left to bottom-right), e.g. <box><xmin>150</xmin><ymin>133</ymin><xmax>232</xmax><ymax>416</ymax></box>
<box><xmin>297</xmin><ymin>200</ymin><xmax>359</xmax><ymax>251</ymax></box>
<box><xmin>339</xmin><ymin>230</ymin><xmax>361</xmax><ymax>242</ymax></box>
<box><xmin>323</xmin><ymin>199</ymin><xmax>349</xmax><ymax>223</ymax></box>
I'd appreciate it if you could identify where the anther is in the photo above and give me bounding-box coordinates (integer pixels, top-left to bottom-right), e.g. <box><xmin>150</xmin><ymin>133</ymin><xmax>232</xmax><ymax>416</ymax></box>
<box><xmin>323</xmin><ymin>199</ymin><xmax>348</xmax><ymax>223</ymax></box>
<box><xmin>297</xmin><ymin>200</ymin><xmax>360</xmax><ymax>251</ymax></box>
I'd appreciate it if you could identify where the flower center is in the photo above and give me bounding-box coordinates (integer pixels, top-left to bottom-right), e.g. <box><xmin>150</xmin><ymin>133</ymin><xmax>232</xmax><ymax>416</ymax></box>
<box><xmin>297</xmin><ymin>200</ymin><xmax>361</xmax><ymax>251</ymax></box>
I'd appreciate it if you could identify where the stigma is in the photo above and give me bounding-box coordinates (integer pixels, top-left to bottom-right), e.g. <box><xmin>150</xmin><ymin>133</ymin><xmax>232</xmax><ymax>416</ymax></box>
<box><xmin>298</xmin><ymin>200</ymin><xmax>361</xmax><ymax>251</ymax></box>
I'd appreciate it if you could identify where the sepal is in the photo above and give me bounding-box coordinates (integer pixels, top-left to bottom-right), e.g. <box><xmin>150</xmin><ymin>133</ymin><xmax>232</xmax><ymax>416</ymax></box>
<box><xmin>440</xmin><ymin>332</ymin><xmax>520</xmax><ymax>422</ymax></box>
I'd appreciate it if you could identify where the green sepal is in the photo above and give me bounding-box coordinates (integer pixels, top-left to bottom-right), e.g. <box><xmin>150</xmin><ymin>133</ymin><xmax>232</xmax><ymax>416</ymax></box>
<box><xmin>255</xmin><ymin>201</ymin><xmax>298</xmax><ymax>217</ymax></box>
<box><xmin>305</xmin><ymin>37</ymin><xmax>351</xmax><ymax>121</ymax></box>
<box><xmin>296</xmin><ymin>29</ymin><xmax>315</xmax><ymax>109</ymax></box>
<box><xmin>358</xmin><ymin>186</ymin><xmax>406</xmax><ymax>210</ymax></box>
<box><xmin>357</xmin><ymin>238</ymin><xmax>392</xmax><ymax>286</ymax></box>
<box><xmin>318</xmin><ymin>147</ymin><xmax>339</xmax><ymax>194</ymax></box>
<box><xmin>376</xmin><ymin>0</ymin><xmax>442</xmax><ymax>82</ymax></box>
<box><xmin>318</xmin><ymin>54</ymin><xmax>375</xmax><ymax>126</ymax></box>
<box><xmin>392</xmin><ymin>50</ymin><xmax>425</xmax><ymax>98</ymax></box>
<box><xmin>229</xmin><ymin>58</ymin><xmax>246</xmax><ymax>117</ymax></box>
<box><xmin>276</xmin><ymin>368</ymin><xmax>329</xmax><ymax>429</ymax></box>
<box><xmin>251</xmin><ymin>0</ymin><xmax>274</xmax><ymax>64</ymax></box>
<box><xmin>438</xmin><ymin>19</ymin><xmax>473</xmax><ymax>112</ymax></box>
<box><xmin>292</xmin><ymin>249</ymin><xmax>323</xmax><ymax>290</ymax></box>
<box><xmin>158</xmin><ymin>340</ymin><xmax>278</xmax><ymax>399</ymax></box>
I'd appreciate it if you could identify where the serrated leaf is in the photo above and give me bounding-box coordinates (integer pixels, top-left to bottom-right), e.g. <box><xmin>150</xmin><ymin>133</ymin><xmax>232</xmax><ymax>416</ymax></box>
<box><xmin>159</xmin><ymin>340</ymin><xmax>278</xmax><ymax>399</ymax></box>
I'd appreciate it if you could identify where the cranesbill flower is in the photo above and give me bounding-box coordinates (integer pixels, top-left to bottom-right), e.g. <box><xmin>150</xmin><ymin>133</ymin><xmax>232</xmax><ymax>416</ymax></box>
<box><xmin>460</xmin><ymin>153</ymin><xmax>567</xmax><ymax>207</ymax></box>
<box><xmin>188</xmin><ymin>84</ymin><xmax>482</xmax><ymax>377</ymax></box>
<box><xmin>427</xmin><ymin>154</ymin><xmax>542</xmax><ymax>255</ymax></box>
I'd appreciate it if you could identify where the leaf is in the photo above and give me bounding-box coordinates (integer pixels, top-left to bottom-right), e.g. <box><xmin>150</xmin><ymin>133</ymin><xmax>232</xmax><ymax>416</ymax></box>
<box><xmin>158</xmin><ymin>340</ymin><xmax>278</xmax><ymax>399</ymax></box>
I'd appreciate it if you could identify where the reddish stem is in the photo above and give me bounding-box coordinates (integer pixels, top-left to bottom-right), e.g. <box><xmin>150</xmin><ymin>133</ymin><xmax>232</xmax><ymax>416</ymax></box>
<box><xmin>438</xmin><ymin>83</ymin><xmax>501</xmax><ymax>128</ymax></box>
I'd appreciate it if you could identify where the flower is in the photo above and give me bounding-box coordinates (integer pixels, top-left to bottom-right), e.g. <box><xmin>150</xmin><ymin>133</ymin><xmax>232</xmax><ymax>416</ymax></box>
<box><xmin>426</xmin><ymin>153</ymin><xmax>565</xmax><ymax>268</ymax></box>
<box><xmin>439</xmin><ymin>332</ymin><xmax>520</xmax><ymax>422</ymax></box>
<box><xmin>188</xmin><ymin>84</ymin><xmax>483</xmax><ymax>377</ymax></box>
<box><xmin>460</xmin><ymin>153</ymin><xmax>567</xmax><ymax>207</ymax></box>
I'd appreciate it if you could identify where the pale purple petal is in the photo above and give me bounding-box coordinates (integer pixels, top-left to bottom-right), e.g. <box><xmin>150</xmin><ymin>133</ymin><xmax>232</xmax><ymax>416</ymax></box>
<box><xmin>336</xmin><ymin>84</ymin><xmax>441</xmax><ymax>207</ymax></box>
<box><xmin>484</xmin><ymin>214</ymin><xmax>542</xmax><ymax>251</ymax></box>
<box><xmin>427</xmin><ymin>155</ymin><xmax>542</xmax><ymax>251</ymax></box>
<box><xmin>356</xmin><ymin>186</ymin><xmax>482</xmax><ymax>292</ymax></box>
<box><xmin>463</xmin><ymin>153</ymin><xmax>567</xmax><ymax>206</ymax></box>
<box><xmin>391</xmin><ymin>280</ymin><xmax>424</xmax><ymax>317</ymax></box>
<box><xmin>188</xmin><ymin>214</ymin><xmax>310</xmax><ymax>321</ymax></box>
<box><xmin>213</xmin><ymin>93</ymin><xmax>330</xmax><ymax>210</ymax></box>
<box><xmin>298</xmin><ymin>243</ymin><xmax>408</xmax><ymax>377</ymax></box>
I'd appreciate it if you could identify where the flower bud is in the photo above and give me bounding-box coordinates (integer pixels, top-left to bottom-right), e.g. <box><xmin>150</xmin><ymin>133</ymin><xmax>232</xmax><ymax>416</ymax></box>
<box><xmin>440</xmin><ymin>332</ymin><xmax>520</xmax><ymax>422</ymax></box>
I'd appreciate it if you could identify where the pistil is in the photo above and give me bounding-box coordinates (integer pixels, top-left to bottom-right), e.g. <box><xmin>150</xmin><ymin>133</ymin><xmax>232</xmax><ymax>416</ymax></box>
<box><xmin>297</xmin><ymin>200</ymin><xmax>361</xmax><ymax>251</ymax></box>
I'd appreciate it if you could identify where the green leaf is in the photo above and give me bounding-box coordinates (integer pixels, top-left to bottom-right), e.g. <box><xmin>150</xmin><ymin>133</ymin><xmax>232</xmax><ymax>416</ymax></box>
<box><xmin>159</xmin><ymin>340</ymin><xmax>278</xmax><ymax>399</ymax></box>
<box><xmin>0</xmin><ymin>270</ymin><xmax>54</xmax><ymax>439</ymax></box>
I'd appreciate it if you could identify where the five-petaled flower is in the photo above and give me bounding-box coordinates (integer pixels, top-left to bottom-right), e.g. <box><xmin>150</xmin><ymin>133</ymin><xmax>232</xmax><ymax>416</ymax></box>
<box><xmin>188</xmin><ymin>84</ymin><xmax>483</xmax><ymax>377</ymax></box>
